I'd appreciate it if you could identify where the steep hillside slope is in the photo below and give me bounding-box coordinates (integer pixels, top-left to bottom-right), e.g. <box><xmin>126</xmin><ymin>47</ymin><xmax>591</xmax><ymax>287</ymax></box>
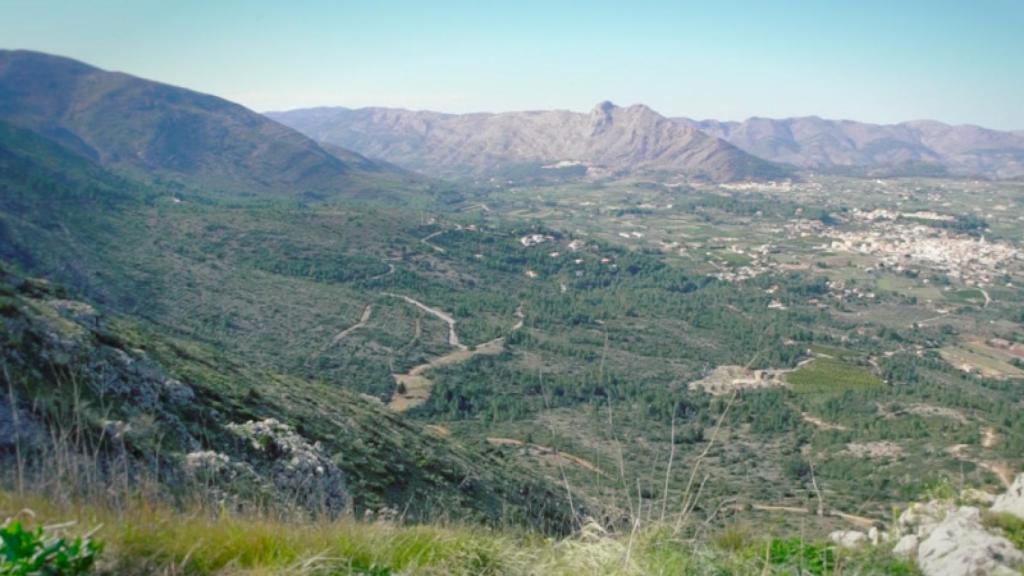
<box><xmin>0</xmin><ymin>120</ymin><xmax>153</xmax><ymax>306</ymax></box>
<box><xmin>0</xmin><ymin>119</ymin><xmax>455</xmax><ymax>395</ymax></box>
<box><xmin>0</xmin><ymin>50</ymin><xmax>399</xmax><ymax>197</ymax></box>
<box><xmin>268</xmin><ymin>102</ymin><xmax>788</xmax><ymax>182</ymax></box>
<box><xmin>0</xmin><ymin>264</ymin><xmax>578</xmax><ymax>530</ymax></box>
<box><xmin>677</xmin><ymin>116</ymin><xmax>1024</xmax><ymax>178</ymax></box>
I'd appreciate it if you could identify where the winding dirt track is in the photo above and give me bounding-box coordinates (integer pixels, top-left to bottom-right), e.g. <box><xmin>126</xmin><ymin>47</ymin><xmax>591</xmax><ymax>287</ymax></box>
<box><xmin>800</xmin><ymin>412</ymin><xmax>848</xmax><ymax>431</ymax></box>
<box><xmin>386</xmin><ymin>296</ymin><xmax>524</xmax><ymax>412</ymax></box>
<box><xmin>977</xmin><ymin>426</ymin><xmax>1013</xmax><ymax>488</ymax></box>
<box><xmin>981</xmin><ymin>461</ymin><xmax>1014</xmax><ymax>488</ymax></box>
<box><xmin>945</xmin><ymin>425</ymin><xmax>1013</xmax><ymax>488</ymax></box>
<box><xmin>327</xmin><ymin>304</ymin><xmax>373</xmax><ymax>346</ymax></box>
<box><xmin>752</xmin><ymin>504</ymin><xmax>877</xmax><ymax>528</ymax></box>
<box><xmin>388</xmin><ymin>337</ymin><xmax>506</xmax><ymax>411</ymax></box>
<box><xmin>486</xmin><ymin>437</ymin><xmax>610</xmax><ymax>478</ymax></box>
<box><xmin>421</xmin><ymin>231</ymin><xmax>447</xmax><ymax>254</ymax></box>
<box><xmin>309</xmin><ymin>304</ymin><xmax>374</xmax><ymax>367</ymax></box>
<box><xmin>383</xmin><ymin>293</ymin><xmax>463</xmax><ymax>348</ymax></box>
<box><xmin>367</xmin><ymin>263</ymin><xmax>395</xmax><ymax>281</ymax></box>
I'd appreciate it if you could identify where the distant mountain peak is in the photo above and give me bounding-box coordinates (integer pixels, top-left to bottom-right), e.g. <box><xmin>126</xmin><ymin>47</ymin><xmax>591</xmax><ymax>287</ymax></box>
<box><xmin>625</xmin><ymin>103</ymin><xmax>657</xmax><ymax>114</ymax></box>
<box><xmin>589</xmin><ymin>101</ymin><xmax>618</xmax><ymax>134</ymax></box>
<box><xmin>675</xmin><ymin>114</ymin><xmax>1024</xmax><ymax>178</ymax></box>
<box><xmin>269</xmin><ymin>103</ymin><xmax>789</xmax><ymax>182</ymax></box>
<box><xmin>0</xmin><ymin>50</ymin><xmax>393</xmax><ymax>197</ymax></box>
<box><xmin>589</xmin><ymin>101</ymin><xmax>659</xmax><ymax>118</ymax></box>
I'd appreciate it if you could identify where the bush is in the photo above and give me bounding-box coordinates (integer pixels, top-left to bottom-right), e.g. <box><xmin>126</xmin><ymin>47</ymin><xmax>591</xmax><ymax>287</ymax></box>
<box><xmin>768</xmin><ymin>537</ymin><xmax>835</xmax><ymax>575</ymax></box>
<box><xmin>0</xmin><ymin>519</ymin><xmax>102</xmax><ymax>575</ymax></box>
<box><xmin>983</xmin><ymin>511</ymin><xmax>1024</xmax><ymax>551</ymax></box>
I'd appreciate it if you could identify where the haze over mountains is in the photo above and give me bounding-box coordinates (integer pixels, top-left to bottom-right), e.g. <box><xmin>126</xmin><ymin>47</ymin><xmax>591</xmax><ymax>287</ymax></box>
<box><xmin>7</xmin><ymin>49</ymin><xmax>1019</xmax><ymax>189</ymax></box>
<box><xmin>676</xmin><ymin>116</ymin><xmax>1024</xmax><ymax>179</ymax></box>
<box><xmin>267</xmin><ymin>102</ymin><xmax>789</xmax><ymax>183</ymax></box>
<box><xmin>0</xmin><ymin>49</ymin><xmax>579</xmax><ymax>528</ymax></box>
<box><xmin>0</xmin><ymin>50</ymin><xmax>394</xmax><ymax>198</ymax></box>
<box><xmin>271</xmin><ymin>104</ymin><xmax>1024</xmax><ymax>181</ymax></box>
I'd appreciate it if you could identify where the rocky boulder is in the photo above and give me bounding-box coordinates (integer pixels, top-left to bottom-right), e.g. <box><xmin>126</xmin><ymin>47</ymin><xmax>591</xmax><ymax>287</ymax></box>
<box><xmin>829</xmin><ymin>527</ymin><xmax>889</xmax><ymax>549</ymax></box>
<box><xmin>830</xmin><ymin>530</ymin><xmax>869</xmax><ymax>549</ymax></box>
<box><xmin>960</xmin><ymin>488</ymin><xmax>997</xmax><ymax>507</ymax></box>
<box><xmin>991</xmin><ymin>474</ymin><xmax>1024</xmax><ymax>520</ymax></box>
<box><xmin>898</xmin><ymin>500</ymin><xmax>958</xmax><ymax>539</ymax></box>
<box><xmin>916</xmin><ymin>506</ymin><xmax>1024</xmax><ymax>576</ymax></box>
<box><xmin>227</xmin><ymin>418</ymin><xmax>350</xmax><ymax>515</ymax></box>
<box><xmin>892</xmin><ymin>534</ymin><xmax>919</xmax><ymax>558</ymax></box>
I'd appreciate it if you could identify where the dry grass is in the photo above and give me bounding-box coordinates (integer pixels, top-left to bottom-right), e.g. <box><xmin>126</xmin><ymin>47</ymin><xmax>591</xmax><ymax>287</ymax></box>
<box><xmin>2</xmin><ymin>492</ymin><xmax>917</xmax><ymax>576</ymax></box>
<box><xmin>3</xmin><ymin>491</ymin><xmax>703</xmax><ymax>575</ymax></box>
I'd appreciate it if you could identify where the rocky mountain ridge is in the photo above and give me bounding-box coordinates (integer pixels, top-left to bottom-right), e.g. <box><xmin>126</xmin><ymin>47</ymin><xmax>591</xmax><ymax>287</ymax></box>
<box><xmin>0</xmin><ymin>50</ymin><xmax>393</xmax><ymax>198</ymax></box>
<box><xmin>270</xmin><ymin>101</ymin><xmax>1024</xmax><ymax>181</ymax></box>
<box><xmin>267</xmin><ymin>101</ymin><xmax>789</xmax><ymax>182</ymax></box>
<box><xmin>675</xmin><ymin>115</ymin><xmax>1024</xmax><ymax>179</ymax></box>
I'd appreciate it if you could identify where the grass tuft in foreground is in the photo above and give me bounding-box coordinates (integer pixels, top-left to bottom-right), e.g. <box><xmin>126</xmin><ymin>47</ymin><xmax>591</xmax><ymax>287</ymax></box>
<box><xmin>1</xmin><ymin>491</ymin><xmax>918</xmax><ymax>575</ymax></box>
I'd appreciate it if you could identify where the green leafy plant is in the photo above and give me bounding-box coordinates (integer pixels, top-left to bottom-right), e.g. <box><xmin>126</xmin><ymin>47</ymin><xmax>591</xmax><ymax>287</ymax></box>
<box><xmin>983</xmin><ymin>511</ymin><xmax>1024</xmax><ymax>551</ymax></box>
<box><xmin>0</xmin><ymin>519</ymin><xmax>102</xmax><ymax>575</ymax></box>
<box><xmin>767</xmin><ymin>538</ymin><xmax>836</xmax><ymax>575</ymax></box>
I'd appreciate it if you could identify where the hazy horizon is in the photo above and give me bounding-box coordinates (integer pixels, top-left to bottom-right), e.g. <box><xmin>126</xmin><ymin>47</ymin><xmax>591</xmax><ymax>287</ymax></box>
<box><xmin>2</xmin><ymin>0</ymin><xmax>1023</xmax><ymax>130</ymax></box>
<box><xmin>259</xmin><ymin>100</ymin><xmax>1022</xmax><ymax>131</ymax></box>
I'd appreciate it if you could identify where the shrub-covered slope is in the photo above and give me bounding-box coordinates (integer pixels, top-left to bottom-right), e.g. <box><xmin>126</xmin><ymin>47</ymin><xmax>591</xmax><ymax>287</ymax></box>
<box><xmin>0</xmin><ymin>265</ymin><xmax>578</xmax><ymax>531</ymax></box>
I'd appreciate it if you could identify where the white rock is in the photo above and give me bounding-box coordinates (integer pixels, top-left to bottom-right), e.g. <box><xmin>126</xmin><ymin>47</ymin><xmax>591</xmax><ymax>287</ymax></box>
<box><xmin>991</xmin><ymin>473</ymin><xmax>1024</xmax><ymax>520</ymax></box>
<box><xmin>959</xmin><ymin>488</ymin><xmax>996</xmax><ymax>507</ymax></box>
<box><xmin>893</xmin><ymin>534</ymin><xmax>919</xmax><ymax>558</ymax></box>
<box><xmin>830</xmin><ymin>530</ymin><xmax>868</xmax><ymax>548</ymax></box>
<box><xmin>868</xmin><ymin>526</ymin><xmax>889</xmax><ymax>545</ymax></box>
<box><xmin>899</xmin><ymin>500</ymin><xmax>957</xmax><ymax>539</ymax></box>
<box><xmin>917</xmin><ymin>506</ymin><xmax>1024</xmax><ymax>576</ymax></box>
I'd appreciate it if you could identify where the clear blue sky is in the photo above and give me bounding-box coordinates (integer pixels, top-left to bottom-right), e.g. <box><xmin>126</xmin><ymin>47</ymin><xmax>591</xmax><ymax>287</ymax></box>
<box><xmin>3</xmin><ymin>0</ymin><xmax>1023</xmax><ymax>129</ymax></box>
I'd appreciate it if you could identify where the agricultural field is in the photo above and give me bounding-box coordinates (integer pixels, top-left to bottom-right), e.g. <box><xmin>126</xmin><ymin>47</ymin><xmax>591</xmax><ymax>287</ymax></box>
<box><xmin>784</xmin><ymin>357</ymin><xmax>882</xmax><ymax>394</ymax></box>
<box><xmin>369</xmin><ymin>175</ymin><xmax>1024</xmax><ymax>531</ymax></box>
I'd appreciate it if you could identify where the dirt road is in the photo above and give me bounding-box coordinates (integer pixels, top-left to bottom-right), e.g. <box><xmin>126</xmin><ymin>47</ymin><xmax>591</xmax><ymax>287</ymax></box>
<box><xmin>327</xmin><ymin>304</ymin><xmax>373</xmax><ymax>346</ymax></box>
<box><xmin>386</xmin><ymin>297</ymin><xmax>523</xmax><ymax>411</ymax></box>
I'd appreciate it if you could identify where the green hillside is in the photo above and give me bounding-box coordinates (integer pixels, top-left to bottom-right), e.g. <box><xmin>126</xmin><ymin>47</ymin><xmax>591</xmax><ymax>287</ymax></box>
<box><xmin>3</xmin><ymin>110</ymin><xmax>1023</xmax><ymax>535</ymax></box>
<box><xmin>0</xmin><ymin>263</ymin><xmax>577</xmax><ymax>530</ymax></box>
<box><xmin>2</xmin><ymin>50</ymin><xmax>1023</xmax><ymax>576</ymax></box>
<box><xmin>0</xmin><ymin>50</ymin><xmax>432</xmax><ymax>201</ymax></box>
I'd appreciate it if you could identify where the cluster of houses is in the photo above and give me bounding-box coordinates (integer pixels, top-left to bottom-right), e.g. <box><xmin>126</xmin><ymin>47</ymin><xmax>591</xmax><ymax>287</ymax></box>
<box><xmin>829</xmin><ymin>223</ymin><xmax>1020</xmax><ymax>287</ymax></box>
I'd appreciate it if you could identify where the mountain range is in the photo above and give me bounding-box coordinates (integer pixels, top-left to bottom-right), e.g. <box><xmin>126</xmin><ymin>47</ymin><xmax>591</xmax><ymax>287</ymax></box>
<box><xmin>267</xmin><ymin>102</ymin><xmax>789</xmax><ymax>183</ymax></box>
<box><xmin>0</xmin><ymin>50</ymin><xmax>578</xmax><ymax>528</ymax></box>
<box><xmin>676</xmin><ymin>116</ymin><xmax>1024</xmax><ymax>179</ymax></box>
<box><xmin>270</xmin><ymin>104</ymin><xmax>1024</xmax><ymax>181</ymax></box>
<box><xmin>11</xmin><ymin>49</ymin><xmax>1015</xmax><ymax>186</ymax></box>
<box><xmin>0</xmin><ymin>50</ymin><xmax>401</xmax><ymax>198</ymax></box>
<box><xmin>2</xmin><ymin>47</ymin><xmax>1024</xmax><ymax>574</ymax></box>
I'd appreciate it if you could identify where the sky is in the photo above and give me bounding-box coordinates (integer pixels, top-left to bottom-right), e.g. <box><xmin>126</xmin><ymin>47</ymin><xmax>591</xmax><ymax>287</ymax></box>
<box><xmin>2</xmin><ymin>0</ymin><xmax>1023</xmax><ymax>129</ymax></box>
